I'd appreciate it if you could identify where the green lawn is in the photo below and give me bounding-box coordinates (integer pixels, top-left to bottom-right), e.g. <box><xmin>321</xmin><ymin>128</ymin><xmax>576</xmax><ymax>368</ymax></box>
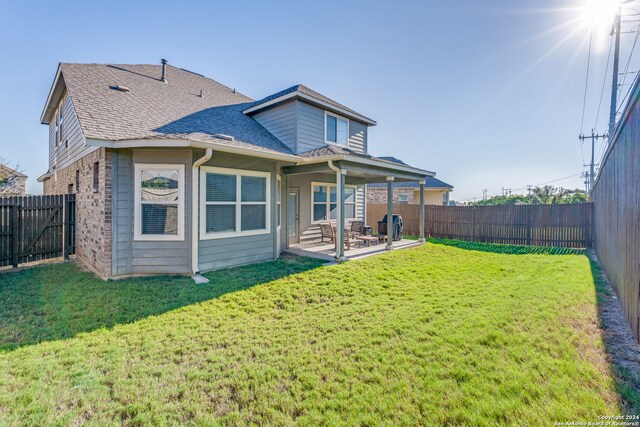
<box><xmin>0</xmin><ymin>242</ymin><xmax>632</xmax><ymax>425</ymax></box>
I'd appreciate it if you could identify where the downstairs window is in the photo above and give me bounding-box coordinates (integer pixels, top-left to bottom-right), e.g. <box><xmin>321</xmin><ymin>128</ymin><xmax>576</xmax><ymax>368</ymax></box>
<box><xmin>200</xmin><ymin>166</ymin><xmax>271</xmax><ymax>239</ymax></box>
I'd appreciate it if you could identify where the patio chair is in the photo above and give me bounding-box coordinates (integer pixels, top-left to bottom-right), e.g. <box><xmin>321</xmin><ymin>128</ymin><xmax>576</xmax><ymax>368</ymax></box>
<box><xmin>319</xmin><ymin>222</ymin><xmax>334</xmax><ymax>243</ymax></box>
<box><xmin>350</xmin><ymin>220</ymin><xmax>364</xmax><ymax>236</ymax></box>
<box><xmin>330</xmin><ymin>223</ymin><xmax>361</xmax><ymax>250</ymax></box>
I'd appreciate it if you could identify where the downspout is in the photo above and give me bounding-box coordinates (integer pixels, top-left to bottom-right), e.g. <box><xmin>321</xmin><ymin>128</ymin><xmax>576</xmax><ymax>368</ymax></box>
<box><xmin>191</xmin><ymin>149</ymin><xmax>213</xmax><ymax>279</ymax></box>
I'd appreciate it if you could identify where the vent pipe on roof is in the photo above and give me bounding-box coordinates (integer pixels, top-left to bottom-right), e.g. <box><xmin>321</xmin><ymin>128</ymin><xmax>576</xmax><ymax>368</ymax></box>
<box><xmin>160</xmin><ymin>59</ymin><xmax>168</xmax><ymax>83</ymax></box>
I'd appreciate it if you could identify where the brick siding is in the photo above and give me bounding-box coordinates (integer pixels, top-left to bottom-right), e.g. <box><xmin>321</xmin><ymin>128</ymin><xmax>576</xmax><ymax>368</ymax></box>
<box><xmin>43</xmin><ymin>148</ymin><xmax>112</xmax><ymax>277</ymax></box>
<box><xmin>367</xmin><ymin>187</ymin><xmax>416</xmax><ymax>204</ymax></box>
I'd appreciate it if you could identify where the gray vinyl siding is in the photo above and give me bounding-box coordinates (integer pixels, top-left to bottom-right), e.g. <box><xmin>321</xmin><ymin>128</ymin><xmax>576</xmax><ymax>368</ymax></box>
<box><xmin>49</xmin><ymin>93</ymin><xmax>97</xmax><ymax>171</ymax></box>
<box><xmin>197</xmin><ymin>152</ymin><xmax>279</xmax><ymax>272</ymax></box>
<box><xmin>348</xmin><ymin>120</ymin><xmax>367</xmax><ymax>154</ymax></box>
<box><xmin>296</xmin><ymin>101</ymin><xmax>325</xmax><ymax>152</ymax></box>
<box><xmin>355</xmin><ymin>186</ymin><xmax>365</xmax><ymax>219</ymax></box>
<box><xmin>112</xmin><ymin>148</ymin><xmax>192</xmax><ymax>276</ymax></box>
<box><xmin>251</xmin><ymin>99</ymin><xmax>369</xmax><ymax>155</ymax></box>
<box><xmin>252</xmin><ymin>100</ymin><xmax>297</xmax><ymax>153</ymax></box>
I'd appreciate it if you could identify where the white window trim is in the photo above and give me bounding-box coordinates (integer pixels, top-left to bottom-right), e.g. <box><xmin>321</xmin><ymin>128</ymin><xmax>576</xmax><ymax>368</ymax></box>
<box><xmin>324</xmin><ymin>111</ymin><xmax>349</xmax><ymax>147</ymax></box>
<box><xmin>277</xmin><ymin>174</ymin><xmax>282</xmax><ymax>230</ymax></box>
<box><xmin>311</xmin><ymin>181</ymin><xmax>358</xmax><ymax>224</ymax></box>
<box><xmin>134</xmin><ymin>163</ymin><xmax>185</xmax><ymax>241</ymax></box>
<box><xmin>200</xmin><ymin>166</ymin><xmax>271</xmax><ymax>240</ymax></box>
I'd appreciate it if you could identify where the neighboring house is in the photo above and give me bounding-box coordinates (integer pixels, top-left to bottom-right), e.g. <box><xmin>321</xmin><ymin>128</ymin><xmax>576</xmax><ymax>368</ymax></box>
<box><xmin>367</xmin><ymin>178</ymin><xmax>453</xmax><ymax>206</ymax></box>
<box><xmin>0</xmin><ymin>164</ymin><xmax>27</xmax><ymax>196</ymax></box>
<box><xmin>38</xmin><ymin>61</ymin><xmax>435</xmax><ymax>278</ymax></box>
<box><xmin>367</xmin><ymin>157</ymin><xmax>453</xmax><ymax>205</ymax></box>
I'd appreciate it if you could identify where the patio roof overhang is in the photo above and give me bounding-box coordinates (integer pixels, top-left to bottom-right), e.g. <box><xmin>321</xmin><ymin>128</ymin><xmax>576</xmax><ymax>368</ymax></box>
<box><xmin>283</xmin><ymin>153</ymin><xmax>431</xmax><ymax>261</ymax></box>
<box><xmin>283</xmin><ymin>154</ymin><xmax>435</xmax><ymax>183</ymax></box>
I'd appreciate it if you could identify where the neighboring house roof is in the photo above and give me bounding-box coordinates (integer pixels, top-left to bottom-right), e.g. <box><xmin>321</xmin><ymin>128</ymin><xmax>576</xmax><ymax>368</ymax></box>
<box><xmin>0</xmin><ymin>164</ymin><xmax>27</xmax><ymax>178</ymax></box>
<box><xmin>367</xmin><ymin>177</ymin><xmax>453</xmax><ymax>190</ymax></box>
<box><xmin>377</xmin><ymin>156</ymin><xmax>408</xmax><ymax>165</ymax></box>
<box><xmin>243</xmin><ymin>84</ymin><xmax>377</xmax><ymax>126</ymax></box>
<box><xmin>41</xmin><ymin>63</ymin><xmax>295</xmax><ymax>156</ymax></box>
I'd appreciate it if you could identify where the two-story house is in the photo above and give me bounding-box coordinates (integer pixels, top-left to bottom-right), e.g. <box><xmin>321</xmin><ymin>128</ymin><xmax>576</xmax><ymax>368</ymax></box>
<box><xmin>38</xmin><ymin>61</ymin><xmax>434</xmax><ymax>278</ymax></box>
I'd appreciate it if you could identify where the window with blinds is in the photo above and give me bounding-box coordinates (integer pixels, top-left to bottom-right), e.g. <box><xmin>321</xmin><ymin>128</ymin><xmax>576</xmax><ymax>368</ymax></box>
<box><xmin>312</xmin><ymin>183</ymin><xmax>357</xmax><ymax>222</ymax></box>
<box><xmin>200</xmin><ymin>167</ymin><xmax>271</xmax><ymax>239</ymax></box>
<box><xmin>134</xmin><ymin>164</ymin><xmax>185</xmax><ymax>241</ymax></box>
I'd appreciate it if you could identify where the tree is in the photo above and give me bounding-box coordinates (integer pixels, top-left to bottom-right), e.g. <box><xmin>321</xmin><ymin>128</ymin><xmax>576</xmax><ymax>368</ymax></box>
<box><xmin>470</xmin><ymin>186</ymin><xmax>588</xmax><ymax>206</ymax></box>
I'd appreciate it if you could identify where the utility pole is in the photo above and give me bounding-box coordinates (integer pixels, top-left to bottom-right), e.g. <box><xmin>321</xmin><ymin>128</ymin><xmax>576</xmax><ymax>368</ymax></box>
<box><xmin>526</xmin><ymin>185</ymin><xmax>533</xmax><ymax>195</ymax></box>
<box><xmin>608</xmin><ymin>6</ymin><xmax>622</xmax><ymax>140</ymax></box>
<box><xmin>482</xmin><ymin>189</ymin><xmax>487</xmax><ymax>200</ymax></box>
<box><xmin>579</xmin><ymin>130</ymin><xmax>605</xmax><ymax>191</ymax></box>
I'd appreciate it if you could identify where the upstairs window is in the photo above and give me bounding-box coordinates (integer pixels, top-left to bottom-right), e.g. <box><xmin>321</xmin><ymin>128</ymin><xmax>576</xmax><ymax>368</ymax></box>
<box><xmin>134</xmin><ymin>164</ymin><xmax>185</xmax><ymax>241</ymax></box>
<box><xmin>54</xmin><ymin>93</ymin><xmax>66</xmax><ymax>148</ymax></box>
<box><xmin>325</xmin><ymin>112</ymin><xmax>348</xmax><ymax>146</ymax></box>
<box><xmin>200</xmin><ymin>167</ymin><xmax>271</xmax><ymax>239</ymax></box>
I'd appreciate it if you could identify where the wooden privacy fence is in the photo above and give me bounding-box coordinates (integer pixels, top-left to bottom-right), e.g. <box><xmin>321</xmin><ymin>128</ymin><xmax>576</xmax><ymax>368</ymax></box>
<box><xmin>0</xmin><ymin>194</ymin><xmax>76</xmax><ymax>268</ymax></box>
<box><xmin>366</xmin><ymin>203</ymin><xmax>593</xmax><ymax>248</ymax></box>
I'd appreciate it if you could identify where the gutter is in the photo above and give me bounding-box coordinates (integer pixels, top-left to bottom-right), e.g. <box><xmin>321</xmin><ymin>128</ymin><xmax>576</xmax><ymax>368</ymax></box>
<box><xmin>298</xmin><ymin>153</ymin><xmax>435</xmax><ymax>177</ymax></box>
<box><xmin>85</xmin><ymin>138</ymin><xmax>302</xmax><ymax>163</ymax></box>
<box><xmin>242</xmin><ymin>91</ymin><xmax>377</xmax><ymax>126</ymax></box>
<box><xmin>191</xmin><ymin>148</ymin><xmax>213</xmax><ymax>279</ymax></box>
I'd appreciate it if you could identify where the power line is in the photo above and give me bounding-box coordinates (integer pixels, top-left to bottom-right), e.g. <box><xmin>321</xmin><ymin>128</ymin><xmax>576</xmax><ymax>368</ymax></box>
<box><xmin>594</xmin><ymin>36</ymin><xmax>614</xmax><ymax>130</ymax></box>
<box><xmin>615</xmin><ymin>23</ymin><xmax>640</xmax><ymax>117</ymax></box>
<box><xmin>580</xmin><ymin>24</ymin><xmax>594</xmax><ymax>135</ymax></box>
<box><xmin>458</xmin><ymin>173</ymin><xmax>582</xmax><ymax>202</ymax></box>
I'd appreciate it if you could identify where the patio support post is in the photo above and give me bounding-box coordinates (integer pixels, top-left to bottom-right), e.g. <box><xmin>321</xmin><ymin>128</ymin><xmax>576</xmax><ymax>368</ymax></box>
<box><xmin>336</xmin><ymin>169</ymin><xmax>346</xmax><ymax>261</ymax></box>
<box><xmin>386</xmin><ymin>176</ymin><xmax>394</xmax><ymax>249</ymax></box>
<box><xmin>284</xmin><ymin>174</ymin><xmax>290</xmax><ymax>250</ymax></box>
<box><xmin>419</xmin><ymin>180</ymin><xmax>425</xmax><ymax>243</ymax></box>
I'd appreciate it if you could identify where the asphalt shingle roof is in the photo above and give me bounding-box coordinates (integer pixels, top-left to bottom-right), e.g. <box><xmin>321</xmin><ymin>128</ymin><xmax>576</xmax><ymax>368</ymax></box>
<box><xmin>377</xmin><ymin>156</ymin><xmax>408</xmax><ymax>165</ymax></box>
<box><xmin>248</xmin><ymin>84</ymin><xmax>375</xmax><ymax>124</ymax></box>
<box><xmin>57</xmin><ymin>63</ymin><xmax>294</xmax><ymax>155</ymax></box>
<box><xmin>367</xmin><ymin>177</ymin><xmax>453</xmax><ymax>189</ymax></box>
<box><xmin>298</xmin><ymin>144</ymin><xmax>371</xmax><ymax>158</ymax></box>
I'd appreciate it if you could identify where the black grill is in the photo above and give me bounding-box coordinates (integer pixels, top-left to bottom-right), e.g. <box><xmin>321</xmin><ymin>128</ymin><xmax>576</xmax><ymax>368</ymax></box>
<box><xmin>378</xmin><ymin>214</ymin><xmax>403</xmax><ymax>241</ymax></box>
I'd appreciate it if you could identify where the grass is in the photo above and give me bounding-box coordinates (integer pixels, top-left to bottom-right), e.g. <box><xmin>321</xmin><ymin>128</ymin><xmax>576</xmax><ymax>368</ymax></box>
<box><xmin>0</xmin><ymin>256</ymin><xmax>325</xmax><ymax>351</ymax></box>
<box><xmin>0</xmin><ymin>242</ymin><xmax>632</xmax><ymax>425</ymax></box>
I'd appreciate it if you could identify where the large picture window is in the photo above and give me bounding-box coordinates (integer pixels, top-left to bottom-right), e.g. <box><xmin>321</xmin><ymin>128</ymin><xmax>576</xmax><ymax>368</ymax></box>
<box><xmin>325</xmin><ymin>112</ymin><xmax>348</xmax><ymax>146</ymax></box>
<box><xmin>312</xmin><ymin>183</ymin><xmax>356</xmax><ymax>222</ymax></box>
<box><xmin>134</xmin><ymin>164</ymin><xmax>185</xmax><ymax>241</ymax></box>
<box><xmin>200</xmin><ymin>167</ymin><xmax>271</xmax><ymax>239</ymax></box>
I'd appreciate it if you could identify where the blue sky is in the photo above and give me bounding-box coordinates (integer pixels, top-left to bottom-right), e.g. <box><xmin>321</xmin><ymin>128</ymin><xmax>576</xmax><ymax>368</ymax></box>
<box><xmin>0</xmin><ymin>0</ymin><xmax>630</xmax><ymax>199</ymax></box>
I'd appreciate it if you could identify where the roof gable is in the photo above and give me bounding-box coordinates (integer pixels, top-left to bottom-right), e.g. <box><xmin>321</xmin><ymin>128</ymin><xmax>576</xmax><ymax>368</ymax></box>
<box><xmin>43</xmin><ymin>63</ymin><xmax>294</xmax><ymax>155</ymax></box>
<box><xmin>243</xmin><ymin>84</ymin><xmax>377</xmax><ymax>126</ymax></box>
<box><xmin>0</xmin><ymin>164</ymin><xmax>27</xmax><ymax>178</ymax></box>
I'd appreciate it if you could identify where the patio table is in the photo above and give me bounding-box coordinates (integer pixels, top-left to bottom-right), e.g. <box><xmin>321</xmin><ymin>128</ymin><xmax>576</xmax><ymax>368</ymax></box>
<box><xmin>356</xmin><ymin>235</ymin><xmax>380</xmax><ymax>247</ymax></box>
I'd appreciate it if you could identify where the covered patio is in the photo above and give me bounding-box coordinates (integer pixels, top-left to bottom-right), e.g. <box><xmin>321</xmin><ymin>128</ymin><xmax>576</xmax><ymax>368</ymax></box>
<box><xmin>283</xmin><ymin>149</ymin><xmax>434</xmax><ymax>261</ymax></box>
<box><xmin>287</xmin><ymin>238</ymin><xmax>423</xmax><ymax>262</ymax></box>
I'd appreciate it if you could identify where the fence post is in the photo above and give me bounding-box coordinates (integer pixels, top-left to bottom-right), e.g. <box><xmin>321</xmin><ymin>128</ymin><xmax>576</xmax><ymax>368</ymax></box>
<box><xmin>526</xmin><ymin>206</ymin><xmax>532</xmax><ymax>246</ymax></box>
<box><xmin>11</xmin><ymin>201</ymin><xmax>20</xmax><ymax>267</ymax></box>
<box><xmin>63</xmin><ymin>194</ymin><xmax>70</xmax><ymax>260</ymax></box>
<box><xmin>472</xmin><ymin>206</ymin><xmax>477</xmax><ymax>241</ymax></box>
